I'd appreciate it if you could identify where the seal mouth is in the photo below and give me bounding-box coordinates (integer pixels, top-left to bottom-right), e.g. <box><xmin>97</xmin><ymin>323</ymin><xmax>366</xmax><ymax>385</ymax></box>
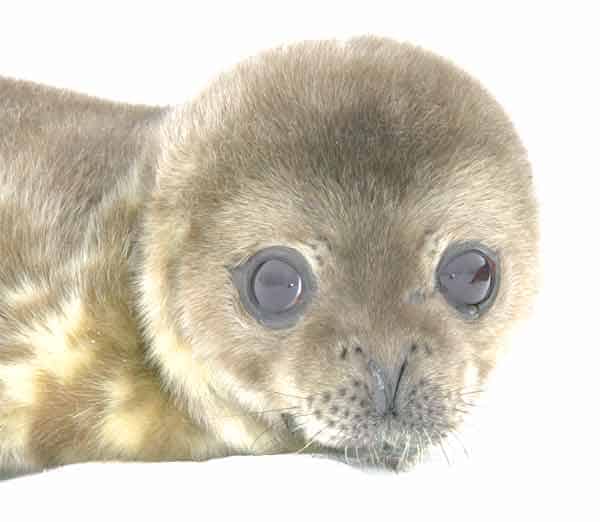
<box><xmin>282</xmin><ymin>413</ymin><xmax>422</xmax><ymax>471</ymax></box>
<box><xmin>325</xmin><ymin>444</ymin><xmax>421</xmax><ymax>471</ymax></box>
<box><xmin>296</xmin><ymin>439</ymin><xmax>426</xmax><ymax>472</ymax></box>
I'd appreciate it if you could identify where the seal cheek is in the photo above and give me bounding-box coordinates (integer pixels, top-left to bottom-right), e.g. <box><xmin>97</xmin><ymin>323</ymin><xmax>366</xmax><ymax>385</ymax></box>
<box><xmin>239</xmin><ymin>358</ymin><xmax>268</xmax><ymax>387</ymax></box>
<box><xmin>462</xmin><ymin>360</ymin><xmax>480</xmax><ymax>393</ymax></box>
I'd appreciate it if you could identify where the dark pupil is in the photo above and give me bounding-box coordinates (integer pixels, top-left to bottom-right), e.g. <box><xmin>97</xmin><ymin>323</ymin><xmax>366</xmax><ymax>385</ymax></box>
<box><xmin>253</xmin><ymin>259</ymin><xmax>303</xmax><ymax>313</ymax></box>
<box><xmin>439</xmin><ymin>251</ymin><xmax>493</xmax><ymax>305</ymax></box>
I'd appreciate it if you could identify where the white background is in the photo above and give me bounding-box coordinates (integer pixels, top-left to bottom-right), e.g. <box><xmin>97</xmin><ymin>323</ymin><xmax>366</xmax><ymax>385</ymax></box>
<box><xmin>0</xmin><ymin>1</ymin><xmax>597</xmax><ymax>520</ymax></box>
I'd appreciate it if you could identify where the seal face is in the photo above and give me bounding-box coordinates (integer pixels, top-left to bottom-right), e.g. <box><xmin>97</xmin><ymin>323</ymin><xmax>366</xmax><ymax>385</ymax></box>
<box><xmin>0</xmin><ymin>36</ymin><xmax>539</xmax><ymax>475</ymax></box>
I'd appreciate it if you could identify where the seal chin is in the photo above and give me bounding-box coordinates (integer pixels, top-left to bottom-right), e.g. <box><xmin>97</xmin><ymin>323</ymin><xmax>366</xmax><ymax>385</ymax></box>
<box><xmin>282</xmin><ymin>413</ymin><xmax>423</xmax><ymax>471</ymax></box>
<box><xmin>331</xmin><ymin>439</ymin><xmax>424</xmax><ymax>470</ymax></box>
<box><xmin>312</xmin><ymin>441</ymin><xmax>422</xmax><ymax>472</ymax></box>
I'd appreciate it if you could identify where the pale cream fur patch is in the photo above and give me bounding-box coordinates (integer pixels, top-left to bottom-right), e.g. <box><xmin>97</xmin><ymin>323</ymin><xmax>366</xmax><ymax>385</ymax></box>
<box><xmin>99</xmin><ymin>407</ymin><xmax>150</xmax><ymax>456</ymax></box>
<box><xmin>0</xmin><ymin>367</ymin><xmax>36</xmax><ymax>470</ymax></box>
<box><xmin>0</xmin><ymin>407</ymin><xmax>32</xmax><ymax>471</ymax></box>
<box><xmin>3</xmin><ymin>277</ymin><xmax>46</xmax><ymax>308</ymax></box>
<box><xmin>0</xmin><ymin>363</ymin><xmax>38</xmax><ymax>405</ymax></box>
<box><xmin>98</xmin><ymin>376</ymin><xmax>151</xmax><ymax>455</ymax></box>
<box><xmin>23</xmin><ymin>296</ymin><xmax>94</xmax><ymax>383</ymax></box>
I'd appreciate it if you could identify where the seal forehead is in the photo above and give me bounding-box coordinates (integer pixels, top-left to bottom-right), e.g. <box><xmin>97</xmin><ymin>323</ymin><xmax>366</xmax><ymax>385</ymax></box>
<box><xmin>185</xmin><ymin>38</ymin><xmax>532</xmax><ymax>247</ymax></box>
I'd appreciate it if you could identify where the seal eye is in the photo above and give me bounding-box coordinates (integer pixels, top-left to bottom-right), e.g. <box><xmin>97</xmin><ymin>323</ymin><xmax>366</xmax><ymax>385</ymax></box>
<box><xmin>437</xmin><ymin>246</ymin><xmax>498</xmax><ymax>318</ymax></box>
<box><xmin>252</xmin><ymin>259</ymin><xmax>303</xmax><ymax>313</ymax></box>
<box><xmin>231</xmin><ymin>246</ymin><xmax>316</xmax><ymax>329</ymax></box>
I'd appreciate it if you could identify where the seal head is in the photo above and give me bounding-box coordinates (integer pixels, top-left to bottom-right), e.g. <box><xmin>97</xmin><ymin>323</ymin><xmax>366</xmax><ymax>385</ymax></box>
<box><xmin>136</xmin><ymin>36</ymin><xmax>538</xmax><ymax>469</ymax></box>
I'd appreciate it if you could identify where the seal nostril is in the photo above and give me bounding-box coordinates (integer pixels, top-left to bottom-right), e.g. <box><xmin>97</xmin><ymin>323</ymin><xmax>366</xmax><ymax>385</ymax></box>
<box><xmin>391</xmin><ymin>358</ymin><xmax>408</xmax><ymax>408</ymax></box>
<box><xmin>364</xmin><ymin>357</ymin><xmax>409</xmax><ymax>416</ymax></box>
<box><xmin>367</xmin><ymin>359</ymin><xmax>388</xmax><ymax>416</ymax></box>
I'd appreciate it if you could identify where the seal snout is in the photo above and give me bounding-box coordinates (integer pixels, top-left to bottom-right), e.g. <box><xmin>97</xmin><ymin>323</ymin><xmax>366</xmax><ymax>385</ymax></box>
<box><xmin>367</xmin><ymin>358</ymin><xmax>407</xmax><ymax>417</ymax></box>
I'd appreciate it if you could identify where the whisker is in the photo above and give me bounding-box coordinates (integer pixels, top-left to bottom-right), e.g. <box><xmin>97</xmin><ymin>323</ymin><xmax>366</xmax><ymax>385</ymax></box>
<box><xmin>204</xmin><ymin>406</ymin><xmax>299</xmax><ymax>421</ymax></box>
<box><xmin>457</xmin><ymin>400</ymin><xmax>479</xmax><ymax>408</ymax></box>
<box><xmin>288</xmin><ymin>412</ymin><xmax>318</xmax><ymax>422</ymax></box>
<box><xmin>249</xmin><ymin>425</ymin><xmax>275</xmax><ymax>452</ymax></box>
<box><xmin>262</xmin><ymin>390</ymin><xmax>310</xmax><ymax>401</ymax></box>
<box><xmin>290</xmin><ymin>419</ymin><xmax>312</xmax><ymax>434</ymax></box>
<box><xmin>367</xmin><ymin>444</ymin><xmax>377</xmax><ymax>467</ymax></box>
<box><xmin>344</xmin><ymin>446</ymin><xmax>351</xmax><ymax>466</ymax></box>
<box><xmin>428</xmin><ymin>427</ymin><xmax>451</xmax><ymax>467</ymax></box>
<box><xmin>353</xmin><ymin>445</ymin><xmax>363</xmax><ymax>468</ymax></box>
<box><xmin>459</xmin><ymin>389</ymin><xmax>486</xmax><ymax>396</ymax></box>
<box><xmin>400</xmin><ymin>433</ymin><xmax>412</xmax><ymax>463</ymax></box>
<box><xmin>295</xmin><ymin>427</ymin><xmax>326</xmax><ymax>455</ymax></box>
<box><xmin>416</xmin><ymin>431</ymin><xmax>425</xmax><ymax>466</ymax></box>
<box><xmin>447</xmin><ymin>429</ymin><xmax>470</xmax><ymax>459</ymax></box>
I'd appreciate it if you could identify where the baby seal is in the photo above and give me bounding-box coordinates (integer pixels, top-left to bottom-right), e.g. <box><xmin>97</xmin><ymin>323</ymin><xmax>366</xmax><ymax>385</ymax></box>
<box><xmin>0</xmin><ymin>36</ymin><xmax>538</xmax><ymax>476</ymax></box>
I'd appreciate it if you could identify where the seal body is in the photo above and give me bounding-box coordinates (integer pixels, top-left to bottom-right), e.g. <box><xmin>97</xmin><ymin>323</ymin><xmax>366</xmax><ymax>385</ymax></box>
<box><xmin>0</xmin><ymin>78</ymin><xmax>294</xmax><ymax>474</ymax></box>
<box><xmin>0</xmin><ymin>37</ymin><xmax>538</xmax><ymax>476</ymax></box>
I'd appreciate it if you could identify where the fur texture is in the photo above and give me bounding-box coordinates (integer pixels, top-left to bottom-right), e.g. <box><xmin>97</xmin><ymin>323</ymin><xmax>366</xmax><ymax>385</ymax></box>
<box><xmin>0</xmin><ymin>36</ymin><xmax>538</xmax><ymax>476</ymax></box>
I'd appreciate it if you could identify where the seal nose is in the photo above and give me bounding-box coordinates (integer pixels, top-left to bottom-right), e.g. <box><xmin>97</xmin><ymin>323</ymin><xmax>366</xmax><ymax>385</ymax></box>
<box><xmin>367</xmin><ymin>358</ymin><xmax>407</xmax><ymax>416</ymax></box>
